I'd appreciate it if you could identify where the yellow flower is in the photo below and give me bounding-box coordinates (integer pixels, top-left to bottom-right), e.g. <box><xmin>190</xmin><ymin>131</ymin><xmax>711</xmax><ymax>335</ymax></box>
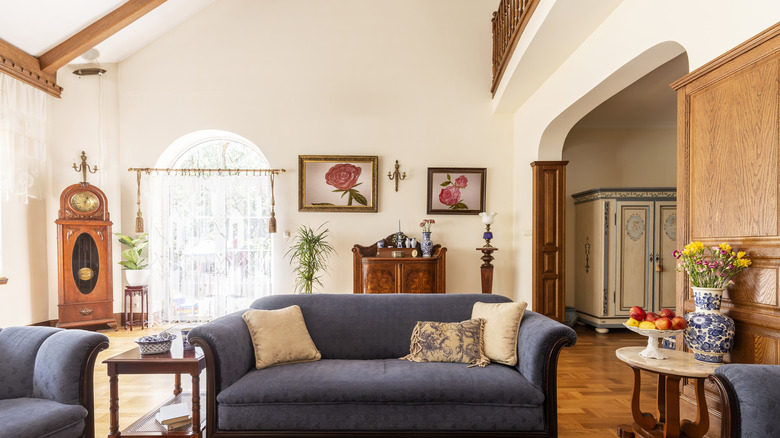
<box><xmin>720</xmin><ymin>243</ymin><xmax>732</xmax><ymax>252</ymax></box>
<box><xmin>735</xmin><ymin>258</ymin><xmax>752</xmax><ymax>268</ymax></box>
<box><xmin>737</xmin><ymin>251</ymin><xmax>746</xmax><ymax>259</ymax></box>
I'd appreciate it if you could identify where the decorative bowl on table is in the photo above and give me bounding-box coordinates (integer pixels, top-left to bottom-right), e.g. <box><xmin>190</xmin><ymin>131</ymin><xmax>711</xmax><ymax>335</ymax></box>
<box><xmin>623</xmin><ymin>323</ymin><xmax>684</xmax><ymax>360</ymax></box>
<box><xmin>135</xmin><ymin>332</ymin><xmax>176</xmax><ymax>355</ymax></box>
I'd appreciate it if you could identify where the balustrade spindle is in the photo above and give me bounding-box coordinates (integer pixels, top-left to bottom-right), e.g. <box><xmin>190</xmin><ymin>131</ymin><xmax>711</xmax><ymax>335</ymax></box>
<box><xmin>491</xmin><ymin>0</ymin><xmax>539</xmax><ymax>95</ymax></box>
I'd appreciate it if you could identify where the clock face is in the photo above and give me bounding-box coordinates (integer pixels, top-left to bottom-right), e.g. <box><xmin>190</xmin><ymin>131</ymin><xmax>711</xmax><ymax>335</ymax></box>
<box><xmin>70</xmin><ymin>191</ymin><xmax>99</xmax><ymax>213</ymax></box>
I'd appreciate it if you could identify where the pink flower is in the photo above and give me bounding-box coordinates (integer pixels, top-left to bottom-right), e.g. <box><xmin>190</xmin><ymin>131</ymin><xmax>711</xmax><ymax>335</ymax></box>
<box><xmin>325</xmin><ymin>163</ymin><xmax>362</xmax><ymax>190</ymax></box>
<box><xmin>455</xmin><ymin>175</ymin><xmax>468</xmax><ymax>188</ymax></box>
<box><xmin>439</xmin><ymin>186</ymin><xmax>461</xmax><ymax>206</ymax></box>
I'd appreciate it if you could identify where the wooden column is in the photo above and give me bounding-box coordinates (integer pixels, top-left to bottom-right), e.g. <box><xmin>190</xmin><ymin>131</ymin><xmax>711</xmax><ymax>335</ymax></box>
<box><xmin>478</xmin><ymin>247</ymin><xmax>498</xmax><ymax>293</ymax></box>
<box><xmin>531</xmin><ymin>161</ymin><xmax>568</xmax><ymax>322</ymax></box>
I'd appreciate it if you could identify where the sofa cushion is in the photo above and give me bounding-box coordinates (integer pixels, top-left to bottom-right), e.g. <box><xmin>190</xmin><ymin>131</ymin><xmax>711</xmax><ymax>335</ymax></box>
<box><xmin>472</xmin><ymin>301</ymin><xmax>528</xmax><ymax>366</ymax></box>
<box><xmin>0</xmin><ymin>326</ymin><xmax>60</xmax><ymax>400</ymax></box>
<box><xmin>249</xmin><ymin>293</ymin><xmax>512</xmax><ymax>359</ymax></box>
<box><xmin>402</xmin><ymin>319</ymin><xmax>490</xmax><ymax>367</ymax></box>
<box><xmin>216</xmin><ymin>359</ymin><xmax>545</xmax><ymax>431</ymax></box>
<box><xmin>243</xmin><ymin>306</ymin><xmax>321</xmax><ymax>370</ymax></box>
<box><xmin>0</xmin><ymin>398</ymin><xmax>87</xmax><ymax>438</ymax></box>
<box><xmin>218</xmin><ymin>359</ymin><xmax>544</xmax><ymax>405</ymax></box>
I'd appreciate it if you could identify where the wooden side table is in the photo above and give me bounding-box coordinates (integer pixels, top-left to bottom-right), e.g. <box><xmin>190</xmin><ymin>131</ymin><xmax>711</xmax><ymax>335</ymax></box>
<box><xmin>104</xmin><ymin>336</ymin><xmax>206</xmax><ymax>437</ymax></box>
<box><xmin>124</xmin><ymin>285</ymin><xmax>148</xmax><ymax>330</ymax></box>
<box><xmin>615</xmin><ymin>346</ymin><xmax>720</xmax><ymax>438</ymax></box>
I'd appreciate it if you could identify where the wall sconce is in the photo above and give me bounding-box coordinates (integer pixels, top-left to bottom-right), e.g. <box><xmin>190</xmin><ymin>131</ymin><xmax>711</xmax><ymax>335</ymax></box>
<box><xmin>387</xmin><ymin>160</ymin><xmax>406</xmax><ymax>192</ymax></box>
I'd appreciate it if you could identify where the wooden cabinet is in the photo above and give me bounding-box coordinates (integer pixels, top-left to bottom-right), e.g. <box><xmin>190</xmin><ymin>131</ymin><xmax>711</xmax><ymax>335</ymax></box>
<box><xmin>672</xmin><ymin>22</ymin><xmax>780</xmax><ymax>434</ymax></box>
<box><xmin>352</xmin><ymin>244</ymin><xmax>446</xmax><ymax>294</ymax></box>
<box><xmin>572</xmin><ymin>188</ymin><xmax>676</xmax><ymax>332</ymax></box>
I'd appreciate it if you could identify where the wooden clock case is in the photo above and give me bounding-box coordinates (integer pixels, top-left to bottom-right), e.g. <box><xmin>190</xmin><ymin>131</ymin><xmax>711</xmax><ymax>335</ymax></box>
<box><xmin>56</xmin><ymin>182</ymin><xmax>116</xmax><ymax>330</ymax></box>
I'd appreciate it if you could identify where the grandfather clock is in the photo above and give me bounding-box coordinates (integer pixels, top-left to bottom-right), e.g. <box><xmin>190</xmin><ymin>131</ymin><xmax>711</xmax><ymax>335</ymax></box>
<box><xmin>56</xmin><ymin>152</ymin><xmax>116</xmax><ymax>330</ymax></box>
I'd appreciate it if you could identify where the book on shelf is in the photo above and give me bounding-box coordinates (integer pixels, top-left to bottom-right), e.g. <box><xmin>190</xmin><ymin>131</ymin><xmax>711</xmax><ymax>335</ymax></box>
<box><xmin>156</xmin><ymin>402</ymin><xmax>191</xmax><ymax>425</ymax></box>
<box><xmin>160</xmin><ymin>416</ymin><xmax>192</xmax><ymax>430</ymax></box>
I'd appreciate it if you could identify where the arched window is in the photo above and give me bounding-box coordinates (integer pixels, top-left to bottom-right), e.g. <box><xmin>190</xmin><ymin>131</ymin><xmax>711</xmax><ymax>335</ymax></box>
<box><xmin>148</xmin><ymin>130</ymin><xmax>272</xmax><ymax>322</ymax></box>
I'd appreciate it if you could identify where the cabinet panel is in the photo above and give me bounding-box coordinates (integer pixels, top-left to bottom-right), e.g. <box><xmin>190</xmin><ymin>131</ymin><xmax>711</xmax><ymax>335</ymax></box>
<box><xmin>401</xmin><ymin>263</ymin><xmax>436</xmax><ymax>293</ymax></box>
<box><xmin>616</xmin><ymin>203</ymin><xmax>651</xmax><ymax>314</ymax></box>
<box><xmin>656</xmin><ymin>203</ymin><xmax>677</xmax><ymax>310</ymax></box>
<box><xmin>362</xmin><ymin>263</ymin><xmax>396</xmax><ymax>294</ymax></box>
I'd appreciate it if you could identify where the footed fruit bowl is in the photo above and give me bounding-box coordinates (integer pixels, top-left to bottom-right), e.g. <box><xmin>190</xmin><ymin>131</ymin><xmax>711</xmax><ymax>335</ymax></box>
<box><xmin>623</xmin><ymin>323</ymin><xmax>684</xmax><ymax>360</ymax></box>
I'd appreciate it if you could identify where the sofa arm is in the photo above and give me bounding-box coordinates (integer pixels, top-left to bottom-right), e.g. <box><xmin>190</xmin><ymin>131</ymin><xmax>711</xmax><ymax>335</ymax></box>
<box><xmin>189</xmin><ymin>310</ymin><xmax>255</xmax><ymax>393</ymax></box>
<box><xmin>515</xmin><ymin>311</ymin><xmax>577</xmax><ymax>388</ymax></box>
<box><xmin>711</xmin><ymin>364</ymin><xmax>780</xmax><ymax>438</ymax></box>
<box><xmin>32</xmin><ymin>329</ymin><xmax>108</xmax><ymax>405</ymax></box>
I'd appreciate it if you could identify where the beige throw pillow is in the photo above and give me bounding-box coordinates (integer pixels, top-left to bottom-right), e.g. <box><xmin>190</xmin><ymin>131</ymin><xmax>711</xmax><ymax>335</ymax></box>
<box><xmin>242</xmin><ymin>305</ymin><xmax>321</xmax><ymax>370</ymax></box>
<box><xmin>401</xmin><ymin>319</ymin><xmax>490</xmax><ymax>367</ymax></box>
<box><xmin>472</xmin><ymin>301</ymin><xmax>528</xmax><ymax>366</ymax></box>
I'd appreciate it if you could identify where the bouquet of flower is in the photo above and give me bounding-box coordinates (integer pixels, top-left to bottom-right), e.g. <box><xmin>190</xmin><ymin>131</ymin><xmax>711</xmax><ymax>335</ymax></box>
<box><xmin>674</xmin><ymin>241</ymin><xmax>752</xmax><ymax>288</ymax></box>
<box><xmin>419</xmin><ymin>219</ymin><xmax>435</xmax><ymax>233</ymax></box>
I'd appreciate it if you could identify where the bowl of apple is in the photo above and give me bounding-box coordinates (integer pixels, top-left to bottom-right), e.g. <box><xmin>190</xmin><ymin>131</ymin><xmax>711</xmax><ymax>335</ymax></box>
<box><xmin>623</xmin><ymin>306</ymin><xmax>687</xmax><ymax>360</ymax></box>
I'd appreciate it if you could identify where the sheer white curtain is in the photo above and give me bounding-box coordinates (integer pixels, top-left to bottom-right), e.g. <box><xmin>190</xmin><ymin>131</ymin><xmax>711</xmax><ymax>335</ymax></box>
<box><xmin>0</xmin><ymin>75</ymin><xmax>47</xmax><ymax>201</ymax></box>
<box><xmin>146</xmin><ymin>140</ymin><xmax>273</xmax><ymax>323</ymax></box>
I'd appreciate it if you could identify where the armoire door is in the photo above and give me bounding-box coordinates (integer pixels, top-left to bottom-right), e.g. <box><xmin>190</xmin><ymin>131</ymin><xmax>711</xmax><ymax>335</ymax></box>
<box><xmin>654</xmin><ymin>202</ymin><xmax>677</xmax><ymax>311</ymax></box>
<box><xmin>615</xmin><ymin>202</ymin><xmax>652</xmax><ymax>316</ymax></box>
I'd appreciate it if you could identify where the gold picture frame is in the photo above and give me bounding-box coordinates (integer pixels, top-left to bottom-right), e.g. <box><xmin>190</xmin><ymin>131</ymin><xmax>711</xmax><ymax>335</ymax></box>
<box><xmin>298</xmin><ymin>155</ymin><xmax>378</xmax><ymax>212</ymax></box>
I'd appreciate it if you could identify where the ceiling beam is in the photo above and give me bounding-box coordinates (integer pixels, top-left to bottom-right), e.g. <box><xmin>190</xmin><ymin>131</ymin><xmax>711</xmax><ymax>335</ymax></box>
<box><xmin>38</xmin><ymin>0</ymin><xmax>168</xmax><ymax>74</ymax></box>
<box><xmin>0</xmin><ymin>38</ymin><xmax>62</xmax><ymax>97</ymax></box>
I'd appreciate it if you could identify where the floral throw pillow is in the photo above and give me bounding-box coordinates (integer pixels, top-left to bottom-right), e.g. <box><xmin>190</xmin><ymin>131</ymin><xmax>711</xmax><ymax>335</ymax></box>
<box><xmin>401</xmin><ymin>319</ymin><xmax>490</xmax><ymax>367</ymax></box>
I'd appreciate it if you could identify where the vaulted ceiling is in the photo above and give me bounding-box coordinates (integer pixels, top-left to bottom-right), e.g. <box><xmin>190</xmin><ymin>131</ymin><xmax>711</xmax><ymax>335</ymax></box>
<box><xmin>0</xmin><ymin>0</ymin><xmax>215</xmax><ymax>96</ymax></box>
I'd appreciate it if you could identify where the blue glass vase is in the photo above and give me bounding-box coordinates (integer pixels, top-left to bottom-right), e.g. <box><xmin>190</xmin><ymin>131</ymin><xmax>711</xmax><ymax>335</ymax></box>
<box><xmin>683</xmin><ymin>287</ymin><xmax>735</xmax><ymax>363</ymax></box>
<box><xmin>420</xmin><ymin>231</ymin><xmax>433</xmax><ymax>257</ymax></box>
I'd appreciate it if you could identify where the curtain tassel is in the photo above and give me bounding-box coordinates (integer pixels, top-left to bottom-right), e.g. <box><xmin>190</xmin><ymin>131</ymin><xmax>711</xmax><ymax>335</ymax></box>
<box><xmin>269</xmin><ymin>173</ymin><xmax>277</xmax><ymax>233</ymax></box>
<box><xmin>135</xmin><ymin>170</ymin><xmax>144</xmax><ymax>233</ymax></box>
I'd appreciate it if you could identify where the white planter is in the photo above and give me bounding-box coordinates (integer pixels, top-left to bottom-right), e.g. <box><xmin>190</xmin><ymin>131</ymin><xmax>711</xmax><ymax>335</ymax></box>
<box><xmin>125</xmin><ymin>269</ymin><xmax>150</xmax><ymax>286</ymax></box>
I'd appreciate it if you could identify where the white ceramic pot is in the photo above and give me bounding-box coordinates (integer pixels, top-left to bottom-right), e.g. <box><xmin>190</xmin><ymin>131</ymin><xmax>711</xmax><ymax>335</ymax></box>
<box><xmin>125</xmin><ymin>269</ymin><xmax>150</xmax><ymax>286</ymax></box>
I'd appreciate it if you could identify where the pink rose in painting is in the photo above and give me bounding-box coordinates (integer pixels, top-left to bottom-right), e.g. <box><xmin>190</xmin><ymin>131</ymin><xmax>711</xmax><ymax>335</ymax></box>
<box><xmin>455</xmin><ymin>175</ymin><xmax>468</xmax><ymax>188</ymax></box>
<box><xmin>439</xmin><ymin>186</ymin><xmax>461</xmax><ymax>206</ymax></box>
<box><xmin>325</xmin><ymin>163</ymin><xmax>362</xmax><ymax>190</ymax></box>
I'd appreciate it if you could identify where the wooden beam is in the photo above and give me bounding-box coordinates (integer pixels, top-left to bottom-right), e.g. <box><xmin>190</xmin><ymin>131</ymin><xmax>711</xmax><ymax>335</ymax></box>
<box><xmin>0</xmin><ymin>38</ymin><xmax>62</xmax><ymax>97</ymax></box>
<box><xmin>39</xmin><ymin>0</ymin><xmax>168</xmax><ymax>74</ymax></box>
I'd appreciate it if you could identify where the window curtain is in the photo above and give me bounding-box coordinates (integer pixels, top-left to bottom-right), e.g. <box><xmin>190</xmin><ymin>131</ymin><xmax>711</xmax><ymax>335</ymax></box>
<box><xmin>0</xmin><ymin>74</ymin><xmax>47</xmax><ymax>201</ymax></box>
<box><xmin>146</xmin><ymin>173</ymin><xmax>273</xmax><ymax>323</ymax></box>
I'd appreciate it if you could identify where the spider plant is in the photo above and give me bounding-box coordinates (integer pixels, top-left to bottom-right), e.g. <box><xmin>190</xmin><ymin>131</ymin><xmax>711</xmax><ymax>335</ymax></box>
<box><xmin>285</xmin><ymin>224</ymin><xmax>336</xmax><ymax>294</ymax></box>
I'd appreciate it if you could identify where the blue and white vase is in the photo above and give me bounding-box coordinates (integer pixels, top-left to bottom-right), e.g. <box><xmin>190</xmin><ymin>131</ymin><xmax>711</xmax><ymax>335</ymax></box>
<box><xmin>683</xmin><ymin>287</ymin><xmax>735</xmax><ymax>363</ymax></box>
<box><xmin>421</xmin><ymin>231</ymin><xmax>433</xmax><ymax>257</ymax></box>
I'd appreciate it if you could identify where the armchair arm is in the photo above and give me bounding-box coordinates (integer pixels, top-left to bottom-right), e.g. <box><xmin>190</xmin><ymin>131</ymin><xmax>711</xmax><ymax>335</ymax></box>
<box><xmin>711</xmin><ymin>364</ymin><xmax>780</xmax><ymax>438</ymax></box>
<box><xmin>32</xmin><ymin>330</ymin><xmax>108</xmax><ymax>405</ymax></box>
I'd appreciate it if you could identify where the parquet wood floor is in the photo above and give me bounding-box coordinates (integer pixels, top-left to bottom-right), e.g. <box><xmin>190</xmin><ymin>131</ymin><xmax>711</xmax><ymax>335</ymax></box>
<box><xmin>92</xmin><ymin>323</ymin><xmax>664</xmax><ymax>437</ymax></box>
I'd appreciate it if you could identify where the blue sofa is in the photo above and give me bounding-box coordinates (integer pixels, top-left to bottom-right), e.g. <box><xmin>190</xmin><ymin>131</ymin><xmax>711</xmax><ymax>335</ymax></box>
<box><xmin>189</xmin><ymin>293</ymin><xmax>577</xmax><ymax>437</ymax></box>
<box><xmin>0</xmin><ymin>326</ymin><xmax>109</xmax><ymax>438</ymax></box>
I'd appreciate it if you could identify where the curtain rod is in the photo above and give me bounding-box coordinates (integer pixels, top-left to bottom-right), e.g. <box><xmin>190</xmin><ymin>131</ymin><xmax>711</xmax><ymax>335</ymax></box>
<box><xmin>128</xmin><ymin>167</ymin><xmax>286</xmax><ymax>176</ymax></box>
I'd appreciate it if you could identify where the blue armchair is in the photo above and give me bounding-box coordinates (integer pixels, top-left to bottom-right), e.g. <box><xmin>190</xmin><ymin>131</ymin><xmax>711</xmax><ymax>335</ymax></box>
<box><xmin>0</xmin><ymin>326</ymin><xmax>109</xmax><ymax>438</ymax></box>
<box><xmin>710</xmin><ymin>364</ymin><xmax>780</xmax><ymax>438</ymax></box>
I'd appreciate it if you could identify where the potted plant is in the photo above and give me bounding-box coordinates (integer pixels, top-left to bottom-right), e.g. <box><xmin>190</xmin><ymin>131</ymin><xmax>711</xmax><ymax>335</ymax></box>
<box><xmin>285</xmin><ymin>224</ymin><xmax>335</xmax><ymax>294</ymax></box>
<box><xmin>115</xmin><ymin>232</ymin><xmax>150</xmax><ymax>286</ymax></box>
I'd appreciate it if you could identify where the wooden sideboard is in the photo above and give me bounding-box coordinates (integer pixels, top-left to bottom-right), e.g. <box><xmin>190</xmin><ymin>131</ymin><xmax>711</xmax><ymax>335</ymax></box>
<box><xmin>352</xmin><ymin>243</ymin><xmax>446</xmax><ymax>294</ymax></box>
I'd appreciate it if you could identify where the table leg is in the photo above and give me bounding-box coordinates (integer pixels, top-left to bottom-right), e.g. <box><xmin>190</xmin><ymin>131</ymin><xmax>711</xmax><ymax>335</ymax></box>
<box><xmin>663</xmin><ymin>375</ymin><xmax>682</xmax><ymax>437</ymax></box>
<box><xmin>630</xmin><ymin>367</ymin><xmax>658</xmax><ymax>431</ymax></box>
<box><xmin>174</xmin><ymin>373</ymin><xmax>182</xmax><ymax>395</ymax></box>
<box><xmin>681</xmin><ymin>378</ymin><xmax>710</xmax><ymax>438</ymax></box>
<box><xmin>108</xmin><ymin>369</ymin><xmax>120</xmax><ymax>437</ymax></box>
<box><xmin>657</xmin><ymin>374</ymin><xmax>666</xmax><ymax>424</ymax></box>
<box><xmin>192</xmin><ymin>373</ymin><xmax>201</xmax><ymax>430</ymax></box>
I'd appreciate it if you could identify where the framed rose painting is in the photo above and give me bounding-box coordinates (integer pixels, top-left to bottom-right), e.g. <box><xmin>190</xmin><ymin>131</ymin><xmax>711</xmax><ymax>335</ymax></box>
<box><xmin>426</xmin><ymin>167</ymin><xmax>486</xmax><ymax>215</ymax></box>
<box><xmin>298</xmin><ymin>155</ymin><xmax>378</xmax><ymax>212</ymax></box>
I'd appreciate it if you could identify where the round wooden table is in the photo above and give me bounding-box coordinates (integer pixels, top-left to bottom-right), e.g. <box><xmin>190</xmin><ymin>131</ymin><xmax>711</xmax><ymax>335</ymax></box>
<box><xmin>615</xmin><ymin>346</ymin><xmax>720</xmax><ymax>438</ymax></box>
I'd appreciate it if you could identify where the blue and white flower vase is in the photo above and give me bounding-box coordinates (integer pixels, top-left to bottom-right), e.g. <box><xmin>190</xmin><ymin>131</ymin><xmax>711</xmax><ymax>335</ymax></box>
<box><xmin>421</xmin><ymin>232</ymin><xmax>433</xmax><ymax>257</ymax></box>
<box><xmin>683</xmin><ymin>287</ymin><xmax>735</xmax><ymax>363</ymax></box>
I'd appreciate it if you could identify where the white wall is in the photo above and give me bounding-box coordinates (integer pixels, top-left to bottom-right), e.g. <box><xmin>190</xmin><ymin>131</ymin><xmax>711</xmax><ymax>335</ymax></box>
<box><xmin>562</xmin><ymin>127</ymin><xmax>677</xmax><ymax>305</ymax></box>
<box><xmin>115</xmin><ymin>0</ymin><xmax>515</xmax><ymax>301</ymax></box>
<box><xmin>499</xmin><ymin>0</ymin><xmax>780</xmax><ymax>306</ymax></box>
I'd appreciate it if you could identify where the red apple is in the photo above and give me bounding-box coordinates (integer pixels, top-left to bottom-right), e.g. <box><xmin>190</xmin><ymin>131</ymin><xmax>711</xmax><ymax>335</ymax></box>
<box><xmin>671</xmin><ymin>316</ymin><xmax>687</xmax><ymax>330</ymax></box>
<box><xmin>644</xmin><ymin>312</ymin><xmax>660</xmax><ymax>323</ymax></box>
<box><xmin>659</xmin><ymin>308</ymin><xmax>676</xmax><ymax>319</ymax></box>
<box><xmin>654</xmin><ymin>317</ymin><xmax>672</xmax><ymax>330</ymax></box>
<box><xmin>629</xmin><ymin>306</ymin><xmax>646</xmax><ymax>321</ymax></box>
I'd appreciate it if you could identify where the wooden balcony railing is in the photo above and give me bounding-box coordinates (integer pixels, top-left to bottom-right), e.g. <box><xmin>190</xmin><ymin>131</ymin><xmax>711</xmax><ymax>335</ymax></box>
<box><xmin>491</xmin><ymin>0</ymin><xmax>540</xmax><ymax>96</ymax></box>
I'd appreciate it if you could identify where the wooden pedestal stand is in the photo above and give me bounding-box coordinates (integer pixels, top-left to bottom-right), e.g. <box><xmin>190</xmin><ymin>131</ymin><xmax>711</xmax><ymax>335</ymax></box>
<box><xmin>477</xmin><ymin>247</ymin><xmax>498</xmax><ymax>294</ymax></box>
